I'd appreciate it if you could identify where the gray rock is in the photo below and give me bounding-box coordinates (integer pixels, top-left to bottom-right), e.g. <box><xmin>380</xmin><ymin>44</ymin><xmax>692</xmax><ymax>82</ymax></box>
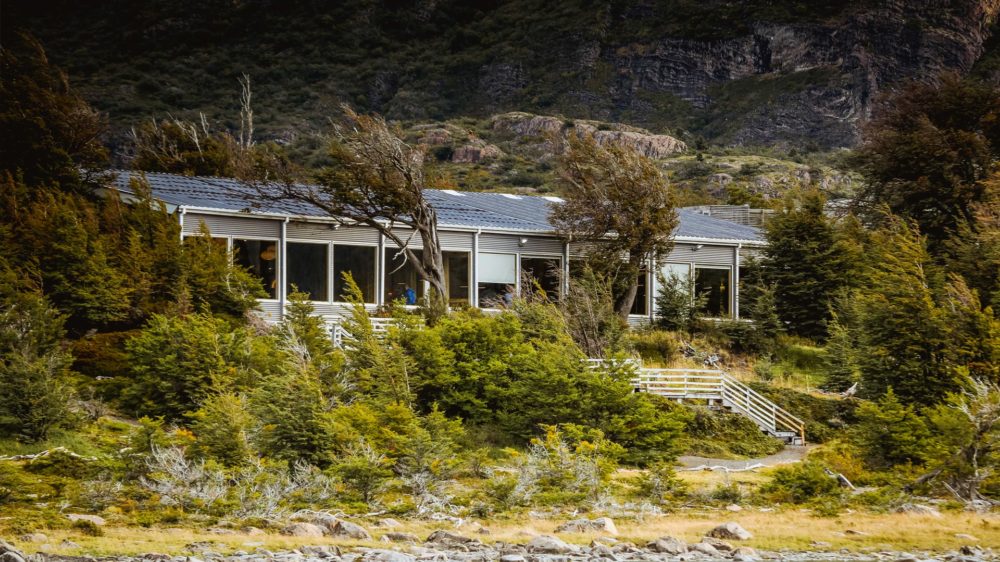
<box><xmin>300</xmin><ymin>545</ymin><xmax>341</xmax><ymax>558</ymax></box>
<box><xmin>527</xmin><ymin>536</ymin><xmax>575</xmax><ymax>554</ymax></box>
<box><xmin>895</xmin><ymin>503</ymin><xmax>942</xmax><ymax>518</ymax></box>
<box><xmin>282</xmin><ymin>522</ymin><xmax>326</xmax><ymax>538</ymax></box>
<box><xmin>67</xmin><ymin>513</ymin><xmax>107</xmax><ymax>526</ymax></box>
<box><xmin>590</xmin><ymin>543</ymin><xmax>618</xmax><ymax>560</ymax></box>
<box><xmin>0</xmin><ymin>542</ymin><xmax>25</xmax><ymax>562</ymax></box>
<box><xmin>732</xmin><ymin>546</ymin><xmax>759</xmax><ymax>562</ymax></box>
<box><xmin>425</xmin><ymin>530</ymin><xmax>479</xmax><ymax>545</ymax></box>
<box><xmin>707</xmin><ymin>523</ymin><xmax>753</xmax><ymax>541</ymax></box>
<box><xmin>647</xmin><ymin>537</ymin><xmax>688</xmax><ymax>555</ymax></box>
<box><xmin>700</xmin><ymin>537</ymin><xmax>734</xmax><ymax>552</ymax></box>
<box><xmin>554</xmin><ymin>517</ymin><xmax>618</xmax><ymax>536</ymax></box>
<box><xmin>689</xmin><ymin>542</ymin><xmax>720</xmax><ymax>556</ymax></box>
<box><xmin>17</xmin><ymin>534</ymin><xmax>47</xmax><ymax>544</ymax></box>
<box><xmin>332</xmin><ymin>520</ymin><xmax>373</xmax><ymax>540</ymax></box>
<box><xmin>60</xmin><ymin>540</ymin><xmax>82</xmax><ymax>549</ymax></box>
<box><xmin>810</xmin><ymin>541</ymin><xmax>832</xmax><ymax>548</ymax></box>
<box><xmin>378</xmin><ymin>519</ymin><xmax>402</xmax><ymax>529</ymax></box>
<box><xmin>500</xmin><ymin>556</ymin><xmax>527</xmax><ymax>562</ymax></box>
<box><xmin>381</xmin><ymin>533</ymin><xmax>419</xmax><ymax>544</ymax></box>
<box><xmin>360</xmin><ymin>550</ymin><xmax>416</xmax><ymax>562</ymax></box>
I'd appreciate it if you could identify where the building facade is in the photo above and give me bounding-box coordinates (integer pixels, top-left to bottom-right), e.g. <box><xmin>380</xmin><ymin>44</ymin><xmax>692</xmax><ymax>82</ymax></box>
<box><xmin>112</xmin><ymin>171</ymin><xmax>766</xmax><ymax>326</ymax></box>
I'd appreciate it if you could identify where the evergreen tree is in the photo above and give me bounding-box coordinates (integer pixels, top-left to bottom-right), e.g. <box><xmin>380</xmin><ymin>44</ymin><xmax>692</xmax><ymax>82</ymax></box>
<box><xmin>853</xmin><ymin>389</ymin><xmax>932</xmax><ymax>468</ymax></box>
<box><xmin>760</xmin><ymin>190</ymin><xmax>859</xmax><ymax>340</ymax></box>
<box><xmin>0</xmin><ymin>293</ymin><xmax>74</xmax><ymax>442</ymax></box>
<box><xmin>854</xmin><ymin>217</ymin><xmax>954</xmax><ymax>405</ymax></box>
<box><xmin>188</xmin><ymin>391</ymin><xmax>256</xmax><ymax>467</ymax></box>
<box><xmin>252</xmin><ymin>367</ymin><xmax>337</xmax><ymax>467</ymax></box>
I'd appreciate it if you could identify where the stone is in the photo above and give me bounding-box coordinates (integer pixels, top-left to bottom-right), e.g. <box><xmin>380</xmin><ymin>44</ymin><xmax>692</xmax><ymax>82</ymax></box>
<box><xmin>590</xmin><ymin>543</ymin><xmax>618</xmax><ymax>560</ymax></box>
<box><xmin>954</xmin><ymin>534</ymin><xmax>980</xmax><ymax>542</ymax></box>
<box><xmin>360</xmin><ymin>550</ymin><xmax>416</xmax><ymax>562</ymax></box>
<box><xmin>732</xmin><ymin>546</ymin><xmax>759</xmax><ymax>562</ymax></box>
<box><xmin>895</xmin><ymin>503</ymin><xmax>942</xmax><ymax>518</ymax></box>
<box><xmin>527</xmin><ymin>535</ymin><xmax>575</xmax><ymax>554</ymax></box>
<box><xmin>500</xmin><ymin>556</ymin><xmax>527</xmax><ymax>562</ymax></box>
<box><xmin>18</xmin><ymin>534</ymin><xmax>47</xmax><ymax>543</ymax></box>
<box><xmin>554</xmin><ymin>517</ymin><xmax>618</xmax><ymax>536</ymax></box>
<box><xmin>60</xmin><ymin>540</ymin><xmax>81</xmax><ymax>549</ymax></box>
<box><xmin>425</xmin><ymin>530</ymin><xmax>479</xmax><ymax>545</ymax></box>
<box><xmin>844</xmin><ymin>529</ymin><xmax>869</xmax><ymax>536</ymax></box>
<box><xmin>300</xmin><ymin>545</ymin><xmax>340</xmax><ymax>558</ymax></box>
<box><xmin>377</xmin><ymin>518</ymin><xmax>403</xmax><ymax>528</ymax></box>
<box><xmin>382</xmin><ymin>533</ymin><xmax>419</xmax><ymax>543</ymax></box>
<box><xmin>810</xmin><ymin>541</ymin><xmax>832</xmax><ymax>548</ymax></box>
<box><xmin>0</xmin><ymin>542</ymin><xmax>25</xmax><ymax>562</ymax></box>
<box><xmin>67</xmin><ymin>513</ymin><xmax>106</xmax><ymax>526</ymax></box>
<box><xmin>243</xmin><ymin>527</ymin><xmax>265</xmax><ymax>536</ymax></box>
<box><xmin>476</xmin><ymin>527</ymin><xmax>492</xmax><ymax>535</ymax></box>
<box><xmin>331</xmin><ymin>520</ymin><xmax>373</xmax><ymax>540</ymax></box>
<box><xmin>726</xmin><ymin>504</ymin><xmax>743</xmax><ymax>512</ymax></box>
<box><xmin>647</xmin><ymin>537</ymin><xmax>688</xmax><ymax>555</ymax></box>
<box><xmin>689</xmin><ymin>542</ymin><xmax>720</xmax><ymax>556</ymax></box>
<box><xmin>282</xmin><ymin>522</ymin><xmax>325</xmax><ymax>538</ymax></box>
<box><xmin>707</xmin><ymin>522</ymin><xmax>753</xmax><ymax>541</ymax></box>
<box><xmin>700</xmin><ymin>537</ymin><xmax>734</xmax><ymax>552</ymax></box>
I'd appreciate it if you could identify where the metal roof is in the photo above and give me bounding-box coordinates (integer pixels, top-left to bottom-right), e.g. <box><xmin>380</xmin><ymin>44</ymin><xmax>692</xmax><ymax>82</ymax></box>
<box><xmin>111</xmin><ymin>170</ymin><xmax>764</xmax><ymax>243</ymax></box>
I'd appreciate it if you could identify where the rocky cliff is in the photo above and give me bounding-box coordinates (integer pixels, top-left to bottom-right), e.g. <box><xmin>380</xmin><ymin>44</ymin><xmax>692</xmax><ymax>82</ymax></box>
<box><xmin>8</xmin><ymin>0</ymin><xmax>1000</xmax><ymax>149</ymax></box>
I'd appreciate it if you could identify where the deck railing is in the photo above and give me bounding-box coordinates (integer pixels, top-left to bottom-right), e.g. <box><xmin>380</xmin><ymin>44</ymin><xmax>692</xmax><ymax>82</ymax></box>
<box><xmin>633</xmin><ymin>368</ymin><xmax>806</xmax><ymax>443</ymax></box>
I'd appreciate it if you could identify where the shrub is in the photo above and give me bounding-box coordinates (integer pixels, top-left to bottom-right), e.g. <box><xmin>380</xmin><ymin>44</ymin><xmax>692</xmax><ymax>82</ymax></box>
<box><xmin>760</xmin><ymin>462</ymin><xmax>841</xmax><ymax>504</ymax></box>
<box><xmin>333</xmin><ymin>439</ymin><xmax>393</xmax><ymax>505</ymax></box>
<box><xmin>188</xmin><ymin>392</ymin><xmax>256</xmax><ymax>467</ymax></box>
<box><xmin>853</xmin><ymin>389</ymin><xmax>931</xmax><ymax>469</ymax></box>
<box><xmin>636</xmin><ymin>461</ymin><xmax>687</xmax><ymax>503</ymax></box>
<box><xmin>628</xmin><ymin>329</ymin><xmax>679</xmax><ymax>365</ymax></box>
<box><xmin>71</xmin><ymin>519</ymin><xmax>104</xmax><ymax>536</ymax></box>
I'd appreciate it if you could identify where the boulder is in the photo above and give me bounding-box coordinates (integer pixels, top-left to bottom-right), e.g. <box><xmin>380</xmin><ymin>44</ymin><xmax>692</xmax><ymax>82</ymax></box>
<box><xmin>689</xmin><ymin>542</ymin><xmax>720</xmax><ymax>556</ymax></box>
<box><xmin>700</xmin><ymin>537</ymin><xmax>734</xmax><ymax>552</ymax></box>
<box><xmin>707</xmin><ymin>522</ymin><xmax>753</xmax><ymax>541</ymax></box>
<box><xmin>554</xmin><ymin>517</ymin><xmax>618</xmax><ymax>535</ymax></box>
<box><xmin>425</xmin><ymin>530</ymin><xmax>478</xmax><ymax>545</ymax></box>
<box><xmin>500</xmin><ymin>556</ymin><xmax>526</xmax><ymax>562</ymax></box>
<box><xmin>725</xmin><ymin>504</ymin><xmax>743</xmax><ymax>512</ymax></box>
<box><xmin>590</xmin><ymin>543</ymin><xmax>618</xmax><ymax>560</ymax></box>
<box><xmin>300</xmin><ymin>545</ymin><xmax>341</xmax><ymax>558</ymax></box>
<box><xmin>0</xmin><ymin>541</ymin><xmax>25</xmax><ymax>562</ymax></box>
<box><xmin>360</xmin><ymin>550</ymin><xmax>417</xmax><ymax>562</ymax></box>
<box><xmin>647</xmin><ymin>536</ymin><xmax>687</xmax><ymax>555</ymax></box>
<box><xmin>895</xmin><ymin>503</ymin><xmax>941</xmax><ymax>518</ymax></box>
<box><xmin>382</xmin><ymin>533</ymin><xmax>419</xmax><ymax>543</ymax></box>
<box><xmin>282</xmin><ymin>522</ymin><xmax>325</xmax><ymax>538</ymax></box>
<box><xmin>66</xmin><ymin>513</ymin><xmax>106</xmax><ymax>526</ymax></box>
<box><xmin>60</xmin><ymin>541</ymin><xmax>81</xmax><ymax>549</ymax></box>
<box><xmin>331</xmin><ymin>519</ymin><xmax>373</xmax><ymax>540</ymax></box>
<box><xmin>733</xmin><ymin>546</ymin><xmax>759</xmax><ymax>562</ymax></box>
<box><xmin>17</xmin><ymin>534</ymin><xmax>47</xmax><ymax>544</ymax></box>
<box><xmin>527</xmin><ymin>535</ymin><xmax>575</xmax><ymax>554</ymax></box>
<box><xmin>378</xmin><ymin>518</ymin><xmax>402</xmax><ymax>528</ymax></box>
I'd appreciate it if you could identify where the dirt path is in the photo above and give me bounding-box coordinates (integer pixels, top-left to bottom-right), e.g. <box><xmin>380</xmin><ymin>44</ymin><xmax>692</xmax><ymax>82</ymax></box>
<box><xmin>677</xmin><ymin>445</ymin><xmax>811</xmax><ymax>470</ymax></box>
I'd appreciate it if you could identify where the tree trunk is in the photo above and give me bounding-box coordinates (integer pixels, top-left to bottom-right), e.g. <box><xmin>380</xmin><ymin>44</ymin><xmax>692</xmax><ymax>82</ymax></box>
<box><xmin>614</xmin><ymin>278</ymin><xmax>639</xmax><ymax>320</ymax></box>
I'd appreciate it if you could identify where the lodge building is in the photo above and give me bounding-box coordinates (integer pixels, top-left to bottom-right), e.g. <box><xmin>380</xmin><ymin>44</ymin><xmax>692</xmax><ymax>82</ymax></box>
<box><xmin>111</xmin><ymin>171</ymin><xmax>766</xmax><ymax>326</ymax></box>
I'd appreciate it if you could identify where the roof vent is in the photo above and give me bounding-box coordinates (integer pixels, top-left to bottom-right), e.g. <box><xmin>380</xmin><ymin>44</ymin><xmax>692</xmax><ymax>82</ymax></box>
<box><xmin>501</xmin><ymin>193</ymin><xmax>522</xmax><ymax>200</ymax></box>
<box><xmin>543</xmin><ymin>196</ymin><xmax>564</xmax><ymax>203</ymax></box>
<box><xmin>442</xmin><ymin>189</ymin><xmax>466</xmax><ymax>197</ymax></box>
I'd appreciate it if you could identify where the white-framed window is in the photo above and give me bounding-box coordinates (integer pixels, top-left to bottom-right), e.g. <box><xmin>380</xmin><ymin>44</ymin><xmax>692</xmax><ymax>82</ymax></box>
<box><xmin>233</xmin><ymin>238</ymin><xmax>279</xmax><ymax>300</ymax></box>
<box><xmin>478</xmin><ymin>252</ymin><xmax>516</xmax><ymax>308</ymax></box>
<box><xmin>286</xmin><ymin>241</ymin><xmax>329</xmax><ymax>302</ymax></box>
<box><xmin>695</xmin><ymin>266</ymin><xmax>732</xmax><ymax>318</ymax></box>
<box><xmin>444</xmin><ymin>251</ymin><xmax>471</xmax><ymax>306</ymax></box>
<box><xmin>334</xmin><ymin>244</ymin><xmax>377</xmax><ymax>304</ymax></box>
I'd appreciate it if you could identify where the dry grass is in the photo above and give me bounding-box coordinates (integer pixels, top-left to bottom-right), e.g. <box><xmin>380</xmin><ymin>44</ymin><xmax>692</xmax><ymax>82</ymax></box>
<box><xmin>12</xmin><ymin>511</ymin><xmax>999</xmax><ymax>557</ymax></box>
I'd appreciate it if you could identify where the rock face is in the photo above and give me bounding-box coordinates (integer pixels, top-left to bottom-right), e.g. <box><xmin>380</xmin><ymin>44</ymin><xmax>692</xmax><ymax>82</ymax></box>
<box><xmin>708</xmin><ymin>522</ymin><xmax>754</xmax><ymax>541</ymax></box>
<box><xmin>491</xmin><ymin>112</ymin><xmax>687</xmax><ymax>157</ymax></box>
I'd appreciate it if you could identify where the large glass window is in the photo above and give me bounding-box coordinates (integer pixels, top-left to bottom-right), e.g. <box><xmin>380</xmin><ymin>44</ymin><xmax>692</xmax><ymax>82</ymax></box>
<box><xmin>233</xmin><ymin>239</ymin><xmax>278</xmax><ymax>299</ymax></box>
<box><xmin>478</xmin><ymin>252</ymin><xmax>516</xmax><ymax>307</ymax></box>
<box><xmin>445</xmin><ymin>251</ymin><xmax>470</xmax><ymax>305</ymax></box>
<box><xmin>520</xmin><ymin>256</ymin><xmax>561</xmax><ymax>301</ymax></box>
<box><xmin>334</xmin><ymin>245</ymin><xmax>376</xmax><ymax>303</ymax></box>
<box><xmin>659</xmin><ymin>263</ymin><xmax>691</xmax><ymax>288</ymax></box>
<box><xmin>630</xmin><ymin>269</ymin><xmax>649</xmax><ymax>315</ymax></box>
<box><xmin>696</xmin><ymin>267</ymin><xmax>731</xmax><ymax>317</ymax></box>
<box><xmin>384</xmin><ymin>248</ymin><xmax>424</xmax><ymax>305</ymax></box>
<box><xmin>287</xmin><ymin>242</ymin><xmax>329</xmax><ymax>301</ymax></box>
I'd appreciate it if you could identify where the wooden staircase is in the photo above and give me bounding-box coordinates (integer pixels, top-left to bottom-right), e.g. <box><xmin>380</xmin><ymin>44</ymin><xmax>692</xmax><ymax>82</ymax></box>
<box><xmin>631</xmin><ymin>368</ymin><xmax>806</xmax><ymax>444</ymax></box>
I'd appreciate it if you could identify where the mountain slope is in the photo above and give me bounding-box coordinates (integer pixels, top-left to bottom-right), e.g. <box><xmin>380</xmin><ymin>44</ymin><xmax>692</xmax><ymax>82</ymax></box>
<box><xmin>6</xmin><ymin>0</ymin><xmax>999</xmax><ymax>149</ymax></box>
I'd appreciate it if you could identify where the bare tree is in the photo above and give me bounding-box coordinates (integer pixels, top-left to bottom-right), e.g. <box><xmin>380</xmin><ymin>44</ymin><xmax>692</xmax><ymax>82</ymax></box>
<box><xmin>275</xmin><ymin>106</ymin><xmax>447</xmax><ymax>308</ymax></box>
<box><xmin>551</xmin><ymin>133</ymin><xmax>678</xmax><ymax>319</ymax></box>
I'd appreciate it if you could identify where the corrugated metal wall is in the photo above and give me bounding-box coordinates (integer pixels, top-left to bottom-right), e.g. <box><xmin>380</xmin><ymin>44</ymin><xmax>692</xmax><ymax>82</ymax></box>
<box><xmin>184</xmin><ymin>213</ymin><xmax>280</xmax><ymax>238</ymax></box>
<box><xmin>479</xmin><ymin>233</ymin><xmax>563</xmax><ymax>255</ymax></box>
<box><xmin>668</xmin><ymin>243</ymin><xmax>734</xmax><ymax>266</ymax></box>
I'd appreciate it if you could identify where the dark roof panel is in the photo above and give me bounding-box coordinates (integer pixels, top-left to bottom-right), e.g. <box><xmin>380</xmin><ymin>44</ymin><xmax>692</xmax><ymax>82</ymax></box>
<box><xmin>112</xmin><ymin>171</ymin><xmax>764</xmax><ymax>243</ymax></box>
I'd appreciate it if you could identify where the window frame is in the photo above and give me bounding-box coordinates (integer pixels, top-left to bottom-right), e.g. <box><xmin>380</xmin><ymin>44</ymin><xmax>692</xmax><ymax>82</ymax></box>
<box><xmin>285</xmin><ymin>238</ymin><xmax>332</xmax><ymax>303</ymax></box>
<box><xmin>694</xmin><ymin>265</ymin><xmax>733</xmax><ymax>319</ymax></box>
<box><xmin>333</xmin><ymin>242</ymin><xmax>379</xmax><ymax>305</ymax></box>
<box><xmin>519</xmin><ymin>254</ymin><xmax>563</xmax><ymax>302</ymax></box>
<box><xmin>230</xmin><ymin>236</ymin><xmax>281</xmax><ymax>302</ymax></box>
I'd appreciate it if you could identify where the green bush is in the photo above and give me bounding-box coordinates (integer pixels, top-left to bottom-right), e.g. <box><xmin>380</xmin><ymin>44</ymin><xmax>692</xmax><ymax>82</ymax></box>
<box><xmin>760</xmin><ymin>462</ymin><xmax>841</xmax><ymax>504</ymax></box>
<box><xmin>628</xmin><ymin>329</ymin><xmax>679</xmax><ymax>365</ymax></box>
<box><xmin>71</xmin><ymin>518</ymin><xmax>104</xmax><ymax>536</ymax></box>
<box><xmin>684</xmin><ymin>407</ymin><xmax>783</xmax><ymax>458</ymax></box>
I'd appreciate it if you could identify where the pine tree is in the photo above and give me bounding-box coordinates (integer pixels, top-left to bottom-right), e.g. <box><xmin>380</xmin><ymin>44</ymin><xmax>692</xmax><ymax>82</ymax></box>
<box><xmin>760</xmin><ymin>190</ymin><xmax>859</xmax><ymax>340</ymax></box>
<box><xmin>188</xmin><ymin>392</ymin><xmax>256</xmax><ymax>467</ymax></box>
<box><xmin>853</xmin><ymin>389</ymin><xmax>932</xmax><ymax>468</ymax></box>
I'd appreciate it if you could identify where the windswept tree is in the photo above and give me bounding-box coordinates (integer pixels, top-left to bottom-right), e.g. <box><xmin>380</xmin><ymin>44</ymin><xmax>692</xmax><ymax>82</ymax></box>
<box><xmin>276</xmin><ymin>107</ymin><xmax>448</xmax><ymax>310</ymax></box>
<box><xmin>551</xmin><ymin>133</ymin><xmax>678</xmax><ymax>319</ymax></box>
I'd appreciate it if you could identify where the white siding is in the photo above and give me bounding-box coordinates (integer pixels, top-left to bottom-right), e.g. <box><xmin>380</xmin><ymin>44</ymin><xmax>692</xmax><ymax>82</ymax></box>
<box><xmin>479</xmin><ymin>233</ymin><xmax>562</xmax><ymax>255</ymax></box>
<box><xmin>184</xmin><ymin>213</ymin><xmax>280</xmax><ymax>238</ymax></box>
<box><xmin>668</xmin><ymin>243</ymin><xmax>734</xmax><ymax>266</ymax></box>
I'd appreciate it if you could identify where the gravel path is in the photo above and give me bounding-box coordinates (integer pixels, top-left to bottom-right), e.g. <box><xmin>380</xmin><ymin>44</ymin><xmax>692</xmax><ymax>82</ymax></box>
<box><xmin>677</xmin><ymin>446</ymin><xmax>811</xmax><ymax>470</ymax></box>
